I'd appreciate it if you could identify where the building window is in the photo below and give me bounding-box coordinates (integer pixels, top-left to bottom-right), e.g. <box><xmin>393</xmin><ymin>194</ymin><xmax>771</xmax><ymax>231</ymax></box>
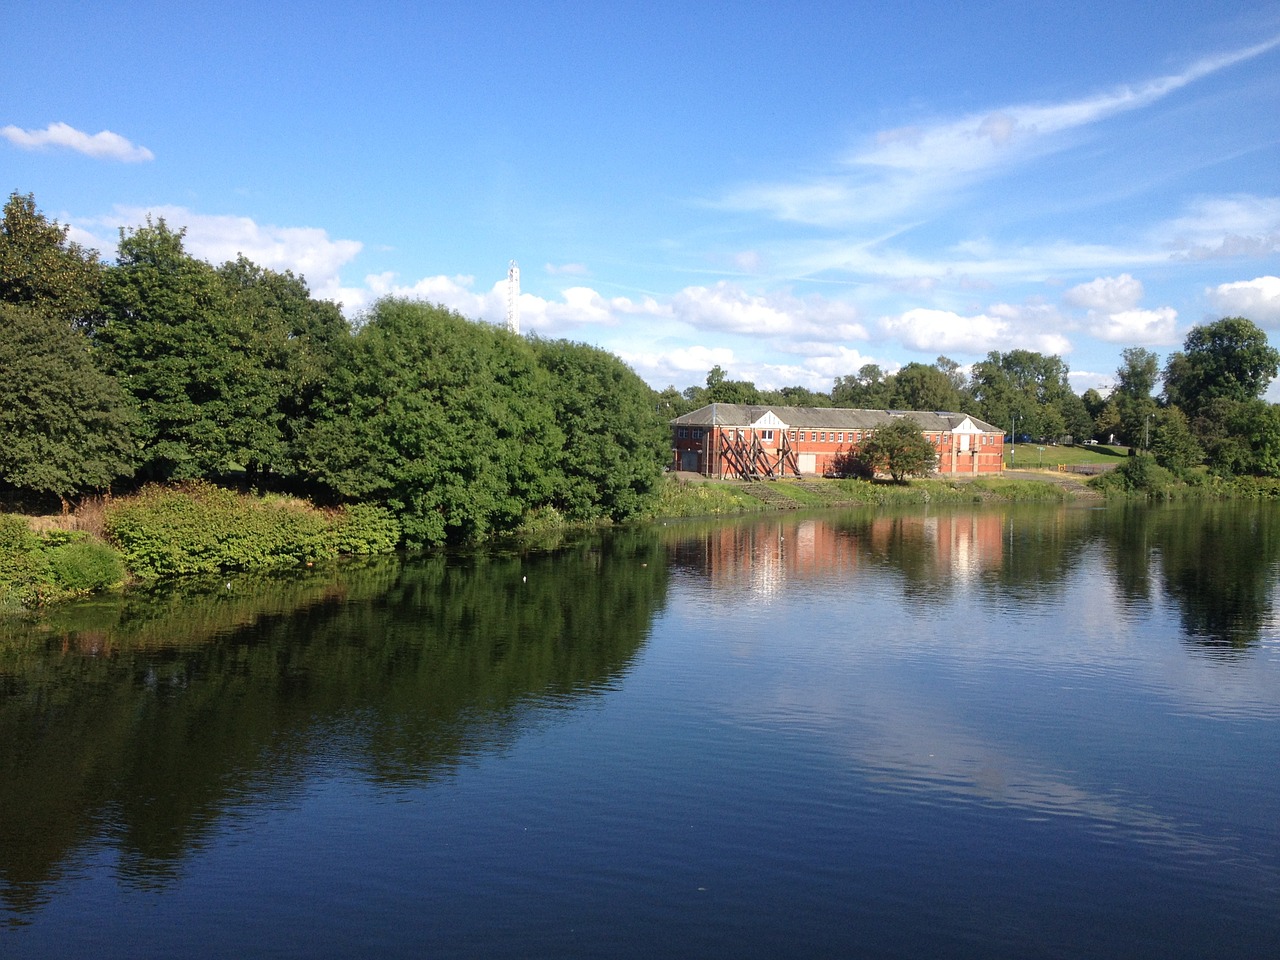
<box><xmin>692</xmin><ymin>429</ymin><xmax>703</xmax><ymax>440</ymax></box>
<box><xmin>677</xmin><ymin>427</ymin><xmax>688</xmax><ymax>439</ymax></box>
<box><xmin>761</xmin><ymin>429</ymin><xmax>774</xmax><ymax>441</ymax></box>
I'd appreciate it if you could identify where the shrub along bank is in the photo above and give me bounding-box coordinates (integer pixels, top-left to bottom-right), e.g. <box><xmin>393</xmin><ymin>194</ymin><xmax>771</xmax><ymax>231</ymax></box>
<box><xmin>1</xmin><ymin>483</ymin><xmax>401</xmax><ymax>609</ymax></box>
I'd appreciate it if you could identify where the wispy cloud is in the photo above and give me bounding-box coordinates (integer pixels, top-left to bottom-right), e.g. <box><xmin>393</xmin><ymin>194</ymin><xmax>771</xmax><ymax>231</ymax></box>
<box><xmin>1159</xmin><ymin>195</ymin><xmax>1280</xmax><ymax>260</ymax></box>
<box><xmin>722</xmin><ymin>35</ymin><xmax>1280</xmax><ymax>229</ymax></box>
<box><xmin>1</xmin><ymin>121</ymin><xmax>154</xmax><ymax>162</ymax></box>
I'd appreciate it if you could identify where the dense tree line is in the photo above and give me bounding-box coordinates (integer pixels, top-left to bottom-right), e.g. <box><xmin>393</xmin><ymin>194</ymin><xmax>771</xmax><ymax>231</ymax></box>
<box><xmin>660</xmin><ymin>318</ymin><xmax>1280</xmax><ymax>481</ymax></box>
<box><xmin>7</xmin><ymin>187</ymin><xmax>1280</xmax><ymax>530</ymax></box>
<box><xmin>0</xmin><ymin>192</ymin><xmax>667</xmax><ymax>544</ymax></box>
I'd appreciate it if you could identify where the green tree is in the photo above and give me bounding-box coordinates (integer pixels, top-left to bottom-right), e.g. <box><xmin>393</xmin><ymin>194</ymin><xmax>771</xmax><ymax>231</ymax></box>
<box><xmin>302</xmin><ymin>299</ymin><xmax>561</xmax><ymax>547</ymax></box>
<box><xmin>1162</xmin><ymin>318</ymin><xmax>1280</xmax><ymax>475</ymax></box>
<box><xmin>1113</xmin><ymin>347</ymin><xmax>1160</xmax><ymax>448</ymax></box>
<box><xmin>0</xmin><ymin>302</ymin><xmax>137</xmax><ymax>502</ymax></box>
<box><xmin>1149</xmin><ymin>405</ymin><xmax>1203</xmax><ymax>474</ymax></box>
<box><xmin>859</xmin><ymin>417</ymin><xmax>937</xmax><ymax>482</ymax></box>
<box><xmin>655</xmin><ymin>385</ymin><xmax>694</xmax><ymax>419</ymax></box>
<box><xmin>759</xmin><ymin>384</ymin><xmax>833</xmax><ymax>408</ymax></box>
<box><xmin>99</xmin><ymin>220</ymin><xmax>282</xmax><ymax>481</ymax></box>
<box><xmin>216</xmin><ymin>256</ymin><xmax>348</xmax><ymax>479</ymax></box>
<box><xmin>0</xmin><ymin>191</ymin><xmax>103</xmax><ymax>329</ymax></box>
<box><xmin>833</xmin><ymin>363</ymin><xmax>893</xmax><ymax>407</ymax></box>
<box><xmin>889</xmin><ymin>362</ymin><xmax>965</xmax><ymax>412</ymax></box>
<box><xmin>970</xmin><ymin>349</ymin><xmax>1082</xmax><ymax>442</ymax></box>
<box><xmin>532</xmin><ymin>337</ymin><xmax>666</xmax><ymax>522</ymax></box>
<box><xmin>1163</xmin><ymin>317</ymin><xmax>1280</xmax><ymax>418</ymax></box>
<box><xmin>703</xmin><ymin>365</ymin><xmax>761</xmax><ymax>404</ymax></box>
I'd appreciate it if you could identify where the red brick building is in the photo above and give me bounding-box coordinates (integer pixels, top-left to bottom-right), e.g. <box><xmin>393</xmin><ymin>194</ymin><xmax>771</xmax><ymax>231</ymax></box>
<box><xmin>671</xmin><ymin>403</ymin><xmax>1004</xmax><ymax>479</ymax></box>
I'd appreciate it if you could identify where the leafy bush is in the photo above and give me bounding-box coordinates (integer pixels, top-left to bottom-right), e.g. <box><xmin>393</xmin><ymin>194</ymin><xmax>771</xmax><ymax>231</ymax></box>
<box><xmin>325</xmin><ymin>503</ymin><xmax>402</xmax><ymax>555</ymax></box>
<box><xmin>1092</xmin><ymin>455</ymin><xmax>1178</xmax><ymax>498</ymax></box>
<box><xmin>0</xmin><ymin>514</ymin><xmax>50</xmax><ymax>607</ymax></box>
<box><xmin>46</xmin><ymin>537</ymin><xmax>126</xmax><ymax>592</ymax></box>
<box><xmin>1</xmin><ymin>515</ymin><xmax>127</xmax><ymax>607</ymax></box>
<box><xmin>105</xmin><ymin>482</ymin><xmax>401</xmax><ymax>579</ymax></box>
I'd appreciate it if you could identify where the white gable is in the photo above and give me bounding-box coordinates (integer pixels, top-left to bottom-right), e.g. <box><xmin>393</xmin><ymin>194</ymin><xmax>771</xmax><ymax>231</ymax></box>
<box><xmin>751</xmin><ymin>410</ymin><xmax>788</xmax><ymax>430</ymax></box>
<box><xmin>952</xmin><ymin>417</ymin><xmax>983</xmax><ymax>434</ymax></box>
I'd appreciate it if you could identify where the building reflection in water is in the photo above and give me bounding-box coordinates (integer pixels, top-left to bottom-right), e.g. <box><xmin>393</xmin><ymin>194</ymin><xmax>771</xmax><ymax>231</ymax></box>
<box><xmin>669</xmin><ymin>510</ymin><xmax>1006</xmax><ymax>597</ymax></box>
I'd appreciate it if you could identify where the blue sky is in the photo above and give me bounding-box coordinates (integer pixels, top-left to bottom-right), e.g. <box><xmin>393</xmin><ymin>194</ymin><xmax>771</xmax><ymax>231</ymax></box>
<box><xmin>4</xmin><ymin>1</ymin><xmax>1280</xmax><ymax>396</ymax></box>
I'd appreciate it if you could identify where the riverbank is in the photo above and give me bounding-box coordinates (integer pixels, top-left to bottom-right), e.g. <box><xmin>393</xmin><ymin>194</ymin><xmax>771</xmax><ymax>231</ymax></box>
<box><xmin>648</xmin><ymin>471</ymin><xmax>1089</xmax><ymax>519</ymax></box>
<box><xmin>3</xmin><ymin>466</ymin><xmax>1242</xmax><ymax>611</ymax></box>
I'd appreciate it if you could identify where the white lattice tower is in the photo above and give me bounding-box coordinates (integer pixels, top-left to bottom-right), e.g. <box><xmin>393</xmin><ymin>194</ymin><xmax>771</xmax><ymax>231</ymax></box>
<box><xmin>506</xmin><ymin>260</ymin><xmax>520</xmax><ymax>335</ymax></box>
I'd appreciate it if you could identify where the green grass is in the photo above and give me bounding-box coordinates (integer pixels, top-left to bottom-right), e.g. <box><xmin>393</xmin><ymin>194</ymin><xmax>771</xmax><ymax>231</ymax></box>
<box><xmin>1005</xmin><ymin>442</ymin><xmax>1130</xmax><ymax>470</ymax></box>
<box><xmin>650</xmin><ymin>472</ymin><xmax>1076</xmax><ymax>519</ymax></box>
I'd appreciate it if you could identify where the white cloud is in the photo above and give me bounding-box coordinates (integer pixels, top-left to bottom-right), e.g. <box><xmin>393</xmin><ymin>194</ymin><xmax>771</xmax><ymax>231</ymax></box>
<box><xmin>722</xmin><ymin>35</ymin><xmax>1280</xmax><ymax>228</ymax></box>
<box><xmin>619</xmin><ymin>344</ymin><xmax>739</xmax><ymax>388</ymax></box>
<box><xmin>1207</xmin><ymin>276</ymin><xmax>1280</xmax><ymax>327</ymax></box>
<box><xmin>880</xmin><ymin>304</ymin><xmax>1070</xmax><ymax>355</ymax></box>
<box><xmin>1086</xmin><ymin>307</ymin><xmax>1179</xmax><ymax>345</ymax></box>
<box><xmin>77</xmin><ymin>205</ymin><xmax>362</xmax><ymax>304</ymax></box>
<box><xmin>356</xmin><ymin>270</ymin><xmax>667</xmax><ymax>334</ymax></box>
<box><xmin>1064</xmin><ymin>273</ymin><xmax>1144</xmax><ymax>312</ymax></box>
<box><xmin>1061</xmin><ymin>273</ymin><xmax>1178</xmax><ymax>345</ymax></box>
<box><xmin>1</xmin><ymin>121</ymin><xmax>154</xmax><ymax>162</ymax></box>
<box><xmin>671</xmin><ymin>282</ymin><xmax>866</xmax><ymax>341</ymax></box>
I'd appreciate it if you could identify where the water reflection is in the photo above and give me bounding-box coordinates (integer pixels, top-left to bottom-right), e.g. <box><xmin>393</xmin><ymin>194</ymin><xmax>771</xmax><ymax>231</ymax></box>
<box><xmin>666</xmin><ymin>503</ymin><xmax>1280</xmax><ymax>653</ymax></box>
<box><xmin>3</xmin><ymin>504</ymin><xmax>1279</xmax><ymax>958</ymax></box>
<box><xmin>0</xmin><ymin>530</ymin><xmax>666</xmax><ymax>921</ymax></box>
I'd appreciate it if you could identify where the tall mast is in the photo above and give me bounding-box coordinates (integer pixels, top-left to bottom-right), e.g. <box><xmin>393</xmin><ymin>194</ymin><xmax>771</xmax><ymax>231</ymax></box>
<box><xmin>506</xmin><ymin>260</ymin><xmax>520</xmax><ymax>335</ymax></box>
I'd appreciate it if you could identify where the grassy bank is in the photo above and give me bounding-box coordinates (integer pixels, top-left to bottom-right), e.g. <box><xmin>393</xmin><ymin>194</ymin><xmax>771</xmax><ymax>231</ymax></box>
<box><xmin>648</xmin><ymin>472</ymin><xmax>1076</xmax><ymax>519</ymax></box>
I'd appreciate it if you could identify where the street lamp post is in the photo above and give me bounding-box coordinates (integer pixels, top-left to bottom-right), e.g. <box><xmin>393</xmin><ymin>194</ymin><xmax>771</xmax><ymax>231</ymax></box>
<box><xmin>1010</xmin><ymin>414</ymin><xmax>1017</xmax><ymax>467</ymax></box>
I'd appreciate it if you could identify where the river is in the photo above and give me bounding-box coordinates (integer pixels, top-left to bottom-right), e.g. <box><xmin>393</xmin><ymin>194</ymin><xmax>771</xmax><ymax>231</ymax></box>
<box><xmin>2</xmin><ymin>503</ymin><xmax>1278</xmax><ymax>958</ymax></box>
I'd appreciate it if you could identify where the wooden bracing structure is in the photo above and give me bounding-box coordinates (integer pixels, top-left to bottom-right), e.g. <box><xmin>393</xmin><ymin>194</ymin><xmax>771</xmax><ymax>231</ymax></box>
<box><xmin>716</xmin><ymin>428</ymin><xmax>800</xmax><ymax>480</ymax></box>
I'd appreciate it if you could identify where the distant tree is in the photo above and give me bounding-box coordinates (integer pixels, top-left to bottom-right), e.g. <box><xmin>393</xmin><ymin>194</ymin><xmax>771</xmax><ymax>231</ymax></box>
<box><xmin>1112</xmin><ymin>347</ymin><xmax>1160</xmax><ymax>448</ymax></box>
<box><xmin>533</xmin><ymin>337</ymin><xmax>666</xmax><ymax>522</ymax></box>
<box><xmin>1163</xmin><ymin>317</ymin><xmax>1280</xmax><ymax>418</ymax></box>
<box><xmin>833</xmin><ymin>364</ymin><xmax>892</xmax><ymax>407</ymax></box>
<box><xmin>858</xmin><ymin>417</ymin><xmax>937</xmax><ymax>482</ymax></box>
<box><xmin>935</xmin><ymin>355</ymin><xmax>969</xmax><ymax>396</ymax></box>
<box><xmin>0</xmin><ymin>191</ymin><xmax>103</xmax><ymax>329</ymax></box>
<box><xmin>655</xmin><ymin>385</ymin><xmax>693</xmax><ymax>419</ymax></box>
<box><xmin>0</xmin><ymin>302</ymin><xmax>137</xmax><ymax>503</ymax></box>
<box><xmin>1081</xmin><ymin>387</ymin><xmax>1107</xmax><ymax>439</ymax></box>
<box><xmin>889</xmin><ymin>362</ymin><xmax>965</xmax><ymax>412</ymax></box>
<box><xmin>970</xmin><ymin>349</ymin><xmax>1080</xmax><ymax>442</ymax></box>
<box><xmin>759</xmin><ymin>384</ymin><xmax>833</xmax><ymax>408</ymax></box>
<box><xmin>1150</xmin><ymin>406</ymin><xmax>1203</xmax><ymax>474</ymax></box>
<box><xmin>1162</xmin><ymin>318</ymin><xmax>1280</xmax><ymax>475</ymax></box>
<box><xmin>703</xmin><ymin>365</ymin><xmax>761</xmax><ymax>404</ymax></box>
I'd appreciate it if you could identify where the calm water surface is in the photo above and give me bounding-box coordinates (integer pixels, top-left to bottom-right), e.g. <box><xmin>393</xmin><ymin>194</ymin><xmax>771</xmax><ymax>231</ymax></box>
<box><xmin>2</xmin><ymin>503</ymin><xmax>1278</xmax><ymax>958</ymax></box>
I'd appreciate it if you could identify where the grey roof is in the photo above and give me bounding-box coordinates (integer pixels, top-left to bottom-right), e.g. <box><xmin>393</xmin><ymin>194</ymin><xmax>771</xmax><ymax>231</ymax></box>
<box><xmin>670</xmin><ymin>403</ymin><xmax>1001</xmax><ymax>434</ymax></box>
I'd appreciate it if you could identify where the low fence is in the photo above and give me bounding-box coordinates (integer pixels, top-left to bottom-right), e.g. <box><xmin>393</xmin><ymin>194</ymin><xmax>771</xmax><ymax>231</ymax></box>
<box><xmin>1059</xmin><ymin>463</ymin><xmax>1117</xmax><ymax>475</ymax></box>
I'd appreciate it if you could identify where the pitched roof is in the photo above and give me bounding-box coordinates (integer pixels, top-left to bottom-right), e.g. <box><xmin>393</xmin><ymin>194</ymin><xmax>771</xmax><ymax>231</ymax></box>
<box><xmin>670</xmin><ymin>403</ymin><xmax>1000</xmax><ymax>434</ymax></box>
